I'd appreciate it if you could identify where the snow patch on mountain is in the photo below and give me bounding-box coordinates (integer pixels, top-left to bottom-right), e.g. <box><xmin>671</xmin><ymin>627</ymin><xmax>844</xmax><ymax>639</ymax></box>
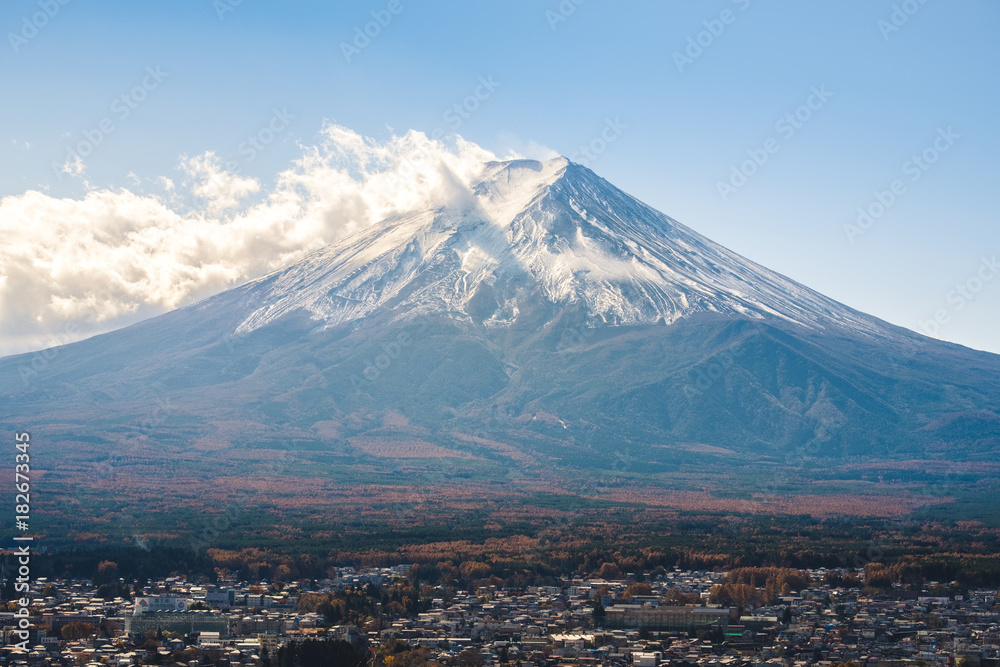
<box><xmin>474</xmin><ymin>158</ymin><xmax>568</xmax><ymax>226</ymax></box>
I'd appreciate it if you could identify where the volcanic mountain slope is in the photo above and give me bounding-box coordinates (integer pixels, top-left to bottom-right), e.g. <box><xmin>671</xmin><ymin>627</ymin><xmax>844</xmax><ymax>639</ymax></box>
<box><xmin>231</xmin><ymin>158</ymin><xmax>899</xmax><ymax>339</ymax></box>
<box><xmin>2</xmin><ymin>156</ymin><xmax>1000</xmax><ymax>484</ymax></box>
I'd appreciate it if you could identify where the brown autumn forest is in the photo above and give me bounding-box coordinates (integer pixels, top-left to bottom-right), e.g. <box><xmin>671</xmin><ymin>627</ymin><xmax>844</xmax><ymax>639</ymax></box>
<box><xmin>21</xmin><ymin>429</ymin><xmax>1000</xmax><ymax>588</ymax></box>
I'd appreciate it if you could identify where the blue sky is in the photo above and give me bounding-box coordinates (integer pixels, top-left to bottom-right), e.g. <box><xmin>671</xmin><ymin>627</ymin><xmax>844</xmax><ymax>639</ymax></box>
<box><xmin>2</xmin><ymin>0</ymin><xmax>998</xmax><ymax>354</ymax></box>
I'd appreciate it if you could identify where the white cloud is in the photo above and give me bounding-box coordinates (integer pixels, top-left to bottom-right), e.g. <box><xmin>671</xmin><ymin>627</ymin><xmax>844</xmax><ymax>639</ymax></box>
<box><xmin>494</xmin><ymin>131</ymin><xmax>560</xmax><ymax>161</ymax></box>
<box><xmin>61</xmin><ymin>154</ymin><xmax>85</xmax><ymax>177</ymax></box>
<box><xmin>0</xmin><ymin>125</ymin><xmax>514</xmax><ymax>357</ymax></box>
<box><xmin>183</xmin><ymin>152</ymin><xmax>260</xmax><ymax>214</ymax></box>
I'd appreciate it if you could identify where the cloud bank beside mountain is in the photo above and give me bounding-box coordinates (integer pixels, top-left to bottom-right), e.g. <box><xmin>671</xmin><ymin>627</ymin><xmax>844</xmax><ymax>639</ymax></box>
<box><xmin>0</xmin><ymin>126</ymin><xmax>504</xmax><ymax>356</ymax></box>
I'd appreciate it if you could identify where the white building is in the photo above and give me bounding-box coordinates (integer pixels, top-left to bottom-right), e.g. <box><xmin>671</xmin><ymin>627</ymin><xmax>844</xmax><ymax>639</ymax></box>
<box><xmin>133</xmin><ymin>596</ymin><xmax>191</xmax><ymax>615</ymax></box>
<box><xmin>634</xmin><ymin>651</ymin><xmax>661</xmax><ymax>667</ymax></box>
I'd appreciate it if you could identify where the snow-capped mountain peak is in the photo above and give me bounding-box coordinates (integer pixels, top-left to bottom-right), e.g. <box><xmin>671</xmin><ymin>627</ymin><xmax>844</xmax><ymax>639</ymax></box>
<box><xmin>231</xmin><ymin>157</ymin><xmax>894</xmax><ymax>342</ymax></box>
<box><xmin>473</xmin><ymin>157</ymin><xmax>569</xmax><ymax>226</ymax></box>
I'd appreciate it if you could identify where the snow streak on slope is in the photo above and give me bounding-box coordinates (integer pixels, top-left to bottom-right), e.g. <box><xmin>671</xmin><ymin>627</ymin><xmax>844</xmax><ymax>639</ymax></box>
<box><xmin>232</xmin><ymin>157</ymin><xmax>898</xmax><ymax>342</ymax></box>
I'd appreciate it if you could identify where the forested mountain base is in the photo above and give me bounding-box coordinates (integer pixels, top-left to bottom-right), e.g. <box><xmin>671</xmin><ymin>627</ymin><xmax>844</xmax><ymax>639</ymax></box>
<box><xmin>13</xmin><ymin>509</ymin><xmax>1000</xmax><ymax>589</ymax></box>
